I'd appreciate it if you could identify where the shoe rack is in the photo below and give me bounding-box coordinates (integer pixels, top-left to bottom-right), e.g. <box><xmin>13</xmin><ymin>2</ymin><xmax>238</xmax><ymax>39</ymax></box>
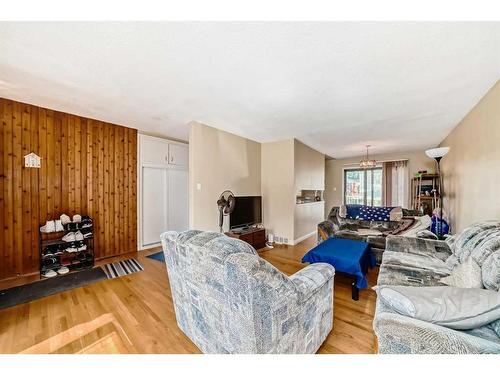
<box><xmin>39</xmin><ymin>217</ymin><xmax>95</xmax><ymax>279</ymax></box>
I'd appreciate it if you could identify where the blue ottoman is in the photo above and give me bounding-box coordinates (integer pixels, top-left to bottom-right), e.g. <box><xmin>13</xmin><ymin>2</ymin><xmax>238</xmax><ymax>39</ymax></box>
<box><xmin>302</xmin><ymin>237</ymin><xmax>376</xmax><ymax>300</ymax></box>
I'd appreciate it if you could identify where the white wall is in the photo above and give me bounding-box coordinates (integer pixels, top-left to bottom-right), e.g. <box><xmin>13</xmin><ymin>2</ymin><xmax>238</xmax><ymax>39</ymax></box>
<box><xmin>261</xmin><ymin>139</ymin><xmax>295</xmax><ymax>244</ymax></box>
<box><xmin>440</xmin><ymin>81</ymin><xmax>500</xmax><ymax>233</ymax></box>
<box><xmin>189</xmin><ymin>122</ymin><xmax>261</xmax><ymax>232</ymax></box>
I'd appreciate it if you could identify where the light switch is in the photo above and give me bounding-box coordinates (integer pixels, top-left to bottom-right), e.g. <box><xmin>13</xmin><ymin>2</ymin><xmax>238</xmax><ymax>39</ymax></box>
<box><xmin>196</xmin><ymin>183</ymin><xmax>202</xmax><ymax>191</ymax></box>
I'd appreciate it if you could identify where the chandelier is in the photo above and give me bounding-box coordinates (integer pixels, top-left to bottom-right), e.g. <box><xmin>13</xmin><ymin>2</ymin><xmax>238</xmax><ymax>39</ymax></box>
<box><xmin>360</xmin><ymin>145</ymin><xmax>377</xmax><ymax>168</ymax></box>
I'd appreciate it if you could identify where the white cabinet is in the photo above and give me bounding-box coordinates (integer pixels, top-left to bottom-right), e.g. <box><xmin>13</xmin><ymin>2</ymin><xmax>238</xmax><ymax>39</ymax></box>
<box><xmin>167</xmin><ymin>169</ymin><xmax>189</xmax><ymax>231</ymax></box>
<box><xmin>168</xmin><ymin>143</ymin><xmax>189</xmax><ymax>166</ymax></box>
<box><xmin>142</xmin><ymin>167</ymin><xmax>168</xmax><ymax>246</ymax></box>
<box><xmin>140</xmin><ymin>134</ymin><xmax>188</xmax><ymax>167</ymax></box>
<box><xmin>140</xmin><ymin>136</ymin><xmax>169</xmax><ymax>164</ymax></box>
<box><xmin>139</xmin><ymin>134</ymin><xmax>189</xmax><ymax>249</ymax></box>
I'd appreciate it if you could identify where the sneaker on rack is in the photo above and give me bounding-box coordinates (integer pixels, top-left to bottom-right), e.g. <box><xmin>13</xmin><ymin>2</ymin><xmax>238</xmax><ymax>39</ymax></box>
<box><xmin>60</xmin><ymin>214</ymin><xmax>71</xmax><ymax>225</ymax></box>
<box><xmin>42</xmin><ymin>269</ymin><xmax>58</xmax><ymax>278</ymax></box>
<box><xmin>62</xmin><ymin>232</ymin><xmax>76</xmax><ymax>242</ymax></box>
<box><xmin>40</xmin><ymin>220</ymin><xmax>56</xmax><ymax>233</ymax></box>
<box><xmin>56</xmin><ymin>266</ymin><xmax>70</xmax><ymax>275</ymax></box>
<box><xmin>66</xmin><ymin>244</ymin><xmax>78</xmax><ymax>253</ymax></box>
<box><xmin>55</xmin><ymin>219</ymin><xmax>64</xmax><ymax>232</ymax></box>
<box><xmin>66</xmin><ymin>222</ymin><xmax>78</xmax><ymax>231</ymax></box>
<box><xmin>75</xmin><ymin>231</ymin><xmax>84</xmax><ymax>241</ymax></box>
<box><xmin>41</xmin><ymin>257</ymin><xmax>57</xmax><ymax>267</ymax></box>
<box><xmin>77</xmin><ymin>243</ymin><xmax>87</xmax><ymax>252</ymax></box>
<box><xmin>53</xmin><ymin>246</ymin><xmax>64</xmax><ymax>255</ymax></box>
<box><xmin>82</xmin><ymin>229</ymin><xmax>92</xmax><ymax>238</ymax></box>
<box><xmin>73</xmin><ymin>214</ymin><xmax>82</xmax><ymax>223</ymax></box>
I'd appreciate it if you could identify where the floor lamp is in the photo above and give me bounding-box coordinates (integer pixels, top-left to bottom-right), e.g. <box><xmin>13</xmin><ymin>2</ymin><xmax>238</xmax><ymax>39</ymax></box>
<box><xmin>425</xmin><ymin>147</ymin><xmax>450</xmax><ymax>238</ymax></box>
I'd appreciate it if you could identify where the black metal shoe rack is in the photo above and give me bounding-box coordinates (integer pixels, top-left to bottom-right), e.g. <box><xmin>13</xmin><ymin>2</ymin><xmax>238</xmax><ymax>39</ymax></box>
<box><xmin>39</xmin><ymin>218</ymin><xmax>95</xmax><ymax>278</ymax></box>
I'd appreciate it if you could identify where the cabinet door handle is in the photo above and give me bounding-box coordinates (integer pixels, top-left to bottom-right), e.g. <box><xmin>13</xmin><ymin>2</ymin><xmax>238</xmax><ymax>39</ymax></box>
<box><xmin>165</xmin><ymin>155</ymin><xmax>168</xmax><ymax>162</ymax></box>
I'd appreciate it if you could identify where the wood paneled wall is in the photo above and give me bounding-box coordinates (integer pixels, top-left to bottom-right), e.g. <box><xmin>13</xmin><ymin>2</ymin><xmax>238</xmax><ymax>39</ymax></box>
<box><xmin>0</xmin><ymin>98</ymin><xmax>137</xmax><ymax>280</ymax></box>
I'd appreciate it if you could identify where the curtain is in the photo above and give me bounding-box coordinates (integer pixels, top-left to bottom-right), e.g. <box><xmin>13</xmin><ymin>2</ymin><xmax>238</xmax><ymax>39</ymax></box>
<box><xmin>382</xmin><ymin>160</ymin><xmax>409</xmax><ymax>208</ymax></box>
<box><xmin>391</xmin><ymin>160</ymin><xmax>409</xmax><ymax>208</ymax></box>
<box><xmin>382</xmin><ymin>162</ymin><xmax>392</xmax><ymax>206</ymax></box>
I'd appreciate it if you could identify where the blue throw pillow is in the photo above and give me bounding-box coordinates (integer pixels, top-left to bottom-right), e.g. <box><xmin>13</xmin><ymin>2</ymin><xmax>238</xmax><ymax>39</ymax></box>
<box><xmin>346</xmin><ymin>205</ymin><xmax>363</xmax><ymax>219</ymax></box>
<box><xmin>346</xmin><ymin>205</ymin><xmax>394</xmax><ymax>221</ymax></box>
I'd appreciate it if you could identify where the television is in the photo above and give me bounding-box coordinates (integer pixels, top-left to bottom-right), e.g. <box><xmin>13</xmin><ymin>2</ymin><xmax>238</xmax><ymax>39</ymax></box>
<box><xmin>230</xmin><ymin>196</ymin><xmax>262</xmax><ymax>230</ymax></box>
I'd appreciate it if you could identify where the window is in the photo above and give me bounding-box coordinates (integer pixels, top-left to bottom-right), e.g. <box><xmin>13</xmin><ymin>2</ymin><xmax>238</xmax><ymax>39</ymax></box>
<box><xmin>344</xmin><ymin>168</ymin><xmax>382</xmax><ymax>206</ymax></box>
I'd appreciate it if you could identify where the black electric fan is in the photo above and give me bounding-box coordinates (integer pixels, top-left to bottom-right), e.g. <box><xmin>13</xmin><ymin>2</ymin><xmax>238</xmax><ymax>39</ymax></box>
<box><xmin>217</xmin><ymin>190</ymin><xmax>236</xmax><ymax>233</ymax></box>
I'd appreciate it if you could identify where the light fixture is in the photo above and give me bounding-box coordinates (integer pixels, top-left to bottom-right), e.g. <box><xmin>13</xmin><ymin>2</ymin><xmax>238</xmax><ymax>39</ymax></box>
<box><xmin>360</xmin><ymin>145</ymin><xmax>377</xmax><ymax>168</ymax></box>
<box><xmin>425</xmin><ymin>147</ymin><xmax>450</xmax><ymax>161</ymax></box>
<box><xmin>425</xmin><ymin>146</ymin><xmax>451</xmax><ymax>238</ymax></box>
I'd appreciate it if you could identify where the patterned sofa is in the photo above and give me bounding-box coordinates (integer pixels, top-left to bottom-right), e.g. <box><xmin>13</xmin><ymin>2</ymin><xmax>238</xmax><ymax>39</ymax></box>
<box><xmin>318</xmin><ymin>205</ymin><xmax>427</xmax><ymax>265</ymax></box>
<box><xmin>161</xmin><ymin>230</ymin><xmax>335</xmax><ymax>354</ymax></box>
<box><xmin>373</xmin><ymin>221</ymin><xmax>500</xmax><ymax>354</ymax></box>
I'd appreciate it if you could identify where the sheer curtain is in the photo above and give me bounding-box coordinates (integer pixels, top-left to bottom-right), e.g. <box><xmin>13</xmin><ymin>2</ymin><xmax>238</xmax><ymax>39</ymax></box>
<box><xmin>382</xmin><ymin>160</ymin><xmax>409</xmax><ymax>208</ymax></box>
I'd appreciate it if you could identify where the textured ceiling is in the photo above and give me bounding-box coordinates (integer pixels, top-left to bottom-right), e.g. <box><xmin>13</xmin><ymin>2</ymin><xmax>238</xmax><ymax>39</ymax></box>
<box><xmin>0</xmin><ymin>22</ymin><xmax>498</xmax><ymax>158</ymax></box>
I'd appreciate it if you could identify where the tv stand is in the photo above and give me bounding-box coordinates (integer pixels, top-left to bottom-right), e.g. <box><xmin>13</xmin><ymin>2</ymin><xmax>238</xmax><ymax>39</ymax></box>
<box><xmin>226</xmin><ymin>227</ymin><xmax>266</xmax><ymax>250</ymax></box>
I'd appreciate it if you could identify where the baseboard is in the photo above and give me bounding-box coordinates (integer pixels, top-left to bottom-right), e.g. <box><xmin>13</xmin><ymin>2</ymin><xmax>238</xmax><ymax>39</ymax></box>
<box><xmin>293</xmin><ymin>231</ymin><xmax>316</xmax><ymax>245</ymax></box>
<box><xmin>139</xmin><ymin>242</ymin><xmax>162</xmax><ymax>251</ymax></box>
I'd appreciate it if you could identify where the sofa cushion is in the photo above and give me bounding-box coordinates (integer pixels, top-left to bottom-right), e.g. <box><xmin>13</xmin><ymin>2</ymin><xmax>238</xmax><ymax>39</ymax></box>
<box><xmin>440</xmin><ymin>257</ymin><xmax>484</xmax><ymax>289</ymax></box>
<box><xmin>482</xmin><ymin>251</ymin><xmax>500</xmax><ymax>291</ymax></box>
<box><xmin>375</xmin><ymin>285</ymin><xmax>500</xmax><ymax>330</ymax></box>
<box><xmin>382</xmin><ymin>250</ymin><xmax>452</xmax><ymax>275</ymax></box>
<box><xmin>444</xmin><ymin>254</ymin><xmax>460</xmax><ymax>270</ymax></box>
<box><xmin>453</xmin><ymin>221</ymin><xmax>500</xmax><ymax>262</ymax></box>
<box><xmin>377</xmin><ymin>261</ymin><xmax>449</xmax><ymax>287</ymax></box>
<box><xmin>490</xmin><ymin>319</ymin><xmax>500</xmax><ymax>338</ymax></box>
<box><xmin>470</xmin><ymin>229</ymin><xmax>500</xmax><ymax>266</ymax></box>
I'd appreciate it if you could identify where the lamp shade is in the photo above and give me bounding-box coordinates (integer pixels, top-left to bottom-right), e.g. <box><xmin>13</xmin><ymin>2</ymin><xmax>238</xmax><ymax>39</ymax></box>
<box><xmin>425</xmin><ymin>147</ymin><xmax>450</xmax><ymax>159</ymax></box>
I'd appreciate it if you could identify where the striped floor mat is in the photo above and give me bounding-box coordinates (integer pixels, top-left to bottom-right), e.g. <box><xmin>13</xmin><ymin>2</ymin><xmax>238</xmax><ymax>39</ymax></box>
<box><xmin>101</xmin><ymin>259</ymin><xmax>144</xmax><ymax>279</ymax></box>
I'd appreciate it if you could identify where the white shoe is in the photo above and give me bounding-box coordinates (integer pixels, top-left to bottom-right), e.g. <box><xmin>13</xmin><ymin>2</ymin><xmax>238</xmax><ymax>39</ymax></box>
<box><xmin>73</xmin><ymin>214</ymin><xmax>82</xmax><ymax>223</ymax></box>
<box><xmin>60</xmin><ymin>214</ymin><xmax>71</xmax><ymax>225</ymax></box>
<box><xmin>55</xmin><ymin>220</ymin><xmax>64</xmax><ymax>232</ymax></box>
<box><xmin>62</xmin><ymin>232</ymin><xmax>76</xmax><ymax>242</ymax></box>
<box><xmin>40</xmin><ymin>220</ymin><xmax>56</xmax><ymax>233</ymax></box>
<box><xmin>75</xmin><ymin>231</ymin><xmax>84</xmax><ymax>241</ymax></box>
<box><xmin>57</xmin><ymin>266</ymin><xmax>69</xmax><ymax>275</ymax></box>
<box><xmin>42</xmin><ymin>269</ymin><xmax>57</xmax><ymax>278</ymax></box>
<box><xmin>77</xmin><ymin>244</ymin><xmax>87</xmax><ymax>252</ymax></box>
<box><xmin>66</xmin><ymin>245</ymin><xmax>78</xmax><ymax>253</ymax></box>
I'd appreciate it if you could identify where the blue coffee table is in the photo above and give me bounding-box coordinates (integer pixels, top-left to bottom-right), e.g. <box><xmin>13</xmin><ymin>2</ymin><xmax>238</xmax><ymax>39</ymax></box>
<box><xmin>302</xmin><ymin>237</ymin><xmax>376</xmax><ymax>300</ymax></box>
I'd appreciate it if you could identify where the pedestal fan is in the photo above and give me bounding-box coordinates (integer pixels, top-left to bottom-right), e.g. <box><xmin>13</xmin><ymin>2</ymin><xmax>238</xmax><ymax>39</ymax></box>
<box><xmin>217</xmin><ymin>190</ymin><xmax>235</xmax><ymax>233</ymax></box>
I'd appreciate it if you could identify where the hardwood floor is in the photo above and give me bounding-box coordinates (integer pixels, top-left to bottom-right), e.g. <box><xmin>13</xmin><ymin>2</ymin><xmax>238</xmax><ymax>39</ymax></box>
<box><xmin>0</xmin><ymin>236</ymin><xmax>378</xmax><ymax>354</ymax></box>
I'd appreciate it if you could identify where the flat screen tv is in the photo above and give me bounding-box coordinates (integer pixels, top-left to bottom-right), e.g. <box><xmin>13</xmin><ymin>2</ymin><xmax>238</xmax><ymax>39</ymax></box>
<box><xmin>230</xmin><ymin>196</ymin><xmax>262</xmax><ymax>229</ymax></box>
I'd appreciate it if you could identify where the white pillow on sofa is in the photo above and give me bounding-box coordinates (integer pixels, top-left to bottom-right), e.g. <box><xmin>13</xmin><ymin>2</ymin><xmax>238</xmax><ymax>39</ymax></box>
<box><xmin>375</xmin><ymin>285</ymin><xmax>500</xmax><ymax>330</ymax></box>
<box><xmin>440</xmin><ymin>256</ymin><xmax>484</xmax><ymax>288</ymax></box>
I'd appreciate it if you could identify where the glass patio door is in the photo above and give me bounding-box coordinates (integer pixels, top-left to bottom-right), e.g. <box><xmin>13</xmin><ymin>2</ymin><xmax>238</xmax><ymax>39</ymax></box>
<box><xmin>344</xmin><ymin>168</ymin><xmax>382</xmax><ymax>206</ymax></box>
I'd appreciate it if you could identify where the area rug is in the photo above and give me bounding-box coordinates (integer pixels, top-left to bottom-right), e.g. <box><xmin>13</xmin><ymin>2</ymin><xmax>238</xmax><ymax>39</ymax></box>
<box><xmin>146</xmin><ymin>251</ymin><xmax>165</xmax><ymax>262</ymax></box>
<box><xmin>0</xmin><ymin>267</ymin><xmax>107</xmax><ymax>310</ymax></box>
<box><xmin>0</xmin><ymin>259</ymin><xmax>145</xmax><ymax>310</ymax></box>
<box><xmin>101</xmin><ymin>259</ymin><xmax>144</xmax><ymax>279</ymax></box>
